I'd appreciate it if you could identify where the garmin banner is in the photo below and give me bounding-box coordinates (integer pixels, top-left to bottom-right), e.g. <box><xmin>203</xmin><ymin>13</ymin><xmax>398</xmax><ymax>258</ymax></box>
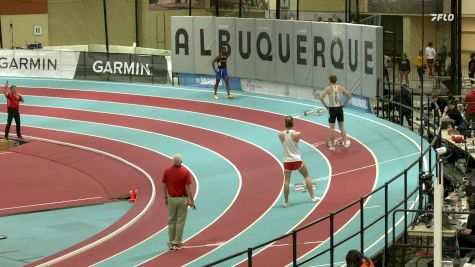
<box><xmin>75</xmin><ymin>52</ymin><xmax>168</xmax><ymax>84</ymax></box>
<box><xmin>0</xmin><ymin>49</ymin><xmax>80</xmax><ymax>79</ymax></box>
<box><xmin>171</xmin><ymin>16</ymin><xmax>383</xmax><ymax>98</ymax></box>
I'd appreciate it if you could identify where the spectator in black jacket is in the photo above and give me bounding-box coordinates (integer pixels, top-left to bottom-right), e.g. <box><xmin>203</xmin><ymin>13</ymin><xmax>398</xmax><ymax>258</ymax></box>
<box><xmin>442</xmin><ymin>99</ymin><xmax>464</xmax><ymax>127</ymax></box>
<box><xmin>395</xmin><ymin>85</ymin><xmax>412</xmax><ymax>127</ymax></box>
<box><xmin>431</xmin><ymin>94</ymin><xmax>448</xmax><ymax>116</ymax></box>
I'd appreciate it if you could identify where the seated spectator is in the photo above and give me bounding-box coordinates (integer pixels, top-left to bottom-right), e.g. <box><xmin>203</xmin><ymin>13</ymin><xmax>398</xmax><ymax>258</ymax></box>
<box><xmin>431</xmin><ymin>94</ymin><xmax>448</xmax><ymax>116</ymax></box>
<box><xmin>458</xmin><ymin>200</ymin><xmax>475</xmax><ymax>258</ymax></box>
<box><xmin>346</xmin><ymin>250</ymin><xmax>374</xmax><ymax>267</ymax></box>
<box><xmin>443</xmin><ymin>100</ymin><xmax>464</xmax><ymax>127</ymax></box>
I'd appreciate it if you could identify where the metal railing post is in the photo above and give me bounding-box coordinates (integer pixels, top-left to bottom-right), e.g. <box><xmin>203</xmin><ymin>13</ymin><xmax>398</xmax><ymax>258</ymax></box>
<box><xmin>360</xmin><ymin>197</ymin><xmax>365</xmax><ymax>253</ymax></box>
<box><xmin>384</xmin><ymin>183</ymin><xmax>389</xmax><ymax>265</ymax></box>
<box><xmin>247</xmin><ymin>248</ymin><xmax>253</xmax><ymax>267</ymax></box>
<box><xmin>411</xmin><ymin>89</ymin><xmax>414</xmax><ymax>131</ymax></box>
<box><xmin>330</xmin><ymin>213</ymin><xmax>335</xmax><ymax>266</ymax></box>
<box><xmin>404</xmin><ymin>171</ymin><xmax>408</xmax><ymax>243</ymax></box>
<box><xmin>376</xmin><ymin>79</ymin><xmax>380</xmax><ymax>118</ymax></box>
<box><xmin>292</xmin><ymin>231</ymin><xmax>297</xmax><ymax>266</ymax></box>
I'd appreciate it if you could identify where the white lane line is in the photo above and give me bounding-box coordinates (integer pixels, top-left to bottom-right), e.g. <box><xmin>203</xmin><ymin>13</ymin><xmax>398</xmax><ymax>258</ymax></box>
<box><xmin>176</xmin><ymin>241</ymin><xmax>326</xmax><ymax>250</ymax></box>
<box><xmin>0</xmin><ymin>152</ymin><xmax>11</xmax><ymax>155</ymax></box>
<box><xmin>364</xmin><ymin>205</ymin><xmax>381</xmax><ymax>209</ymax></box>
<box><xmin>17</xmin><ymin>135</ymin><xmax>157</xmax><ymax>267</ymax></box>
<box><xmin>0</xmin><ymin>197</ymin><xmax>103</xmax><ymax>211</ymax></box>
<box><xmin>309</xmin><ymin>152</ymin><xmax>420</xmax><ymax>182</ymax></box>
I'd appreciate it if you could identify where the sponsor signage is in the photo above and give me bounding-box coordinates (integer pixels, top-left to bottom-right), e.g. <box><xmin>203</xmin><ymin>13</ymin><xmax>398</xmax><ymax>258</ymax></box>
<box><xmin>179</xmin><ymin>73</ymin><xmax>242</xmax><ymax>90</ymax></box>
<box><xmin>341</xmin><ymin>93</ymin><xmax>372</xmax><ymax>113</ymax></box>
<box><xmin>92</xmin><ymin>60</ymin><xmax>152</xmax><ymax>76</ymax></box>
<box><xmin>171</xmin><ymin>16</ymin><xmax>383</xmax><ymax>98</ymax></box>
<box><xmin>0</xmin><ymin>49</ymin><xmax>79</xmax><ymax>79</ymax></box>
<box><xmin>76</xmin><ymin>52</ymin><xmax>168</xmax><ymax>84</ymax></box>
<box><xmin>431</xmin><ymin>13</ymin><xmax>455</xmax><ymax>22</ymax></box>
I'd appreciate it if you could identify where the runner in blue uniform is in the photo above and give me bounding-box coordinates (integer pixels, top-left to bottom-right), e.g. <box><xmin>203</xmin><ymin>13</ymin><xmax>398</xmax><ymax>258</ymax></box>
<box><xmin>212</xmin><ymin>47</ymin><xmax>234</xmax><ymax>100</ymax></box>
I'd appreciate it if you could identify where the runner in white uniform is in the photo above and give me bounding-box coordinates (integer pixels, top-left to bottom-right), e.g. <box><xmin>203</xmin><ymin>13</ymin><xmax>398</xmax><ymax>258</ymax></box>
<box><xmin>278</xmin><ymin>116</ymin><xmax>320</xmax><ymax>208</ymax></box>
<box><xmin>320</xmin><ymin>75</ymin><xmax>352</xmax><ymax>151</ymax></box>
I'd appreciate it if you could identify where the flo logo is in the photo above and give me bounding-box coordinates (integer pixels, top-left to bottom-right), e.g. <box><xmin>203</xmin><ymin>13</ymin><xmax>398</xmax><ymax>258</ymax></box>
<box><xmin>431</xmin><ymin>14</ymin><xmax>455</xmax><ymax>22</ymax></box>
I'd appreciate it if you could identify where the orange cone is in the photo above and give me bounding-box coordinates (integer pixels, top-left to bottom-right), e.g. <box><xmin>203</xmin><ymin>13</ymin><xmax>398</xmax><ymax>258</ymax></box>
<box><xmin>129</xmin><ymin>186</ymin><xmax>137</xmax><ymax>202</ymax></box>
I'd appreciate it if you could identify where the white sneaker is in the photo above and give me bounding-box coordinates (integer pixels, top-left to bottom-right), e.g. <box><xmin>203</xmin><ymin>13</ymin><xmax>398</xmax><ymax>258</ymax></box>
<box><xmin>282</xmin><ymin>202</ymin><xmax>289</xmax><ymax>208</ymax></box>
<box><xmin>327</xmin><ymin>140</ymin><xmax>333</xmax><ymax>147</ymax></box>
<box><xmin>329</xmin><ymin>146</ymin><xmax>336</xmax><ymax>151</ymax></box>
<box><xmin>311</xmin><ymin>196</ymin><xmax>321</xmax><ymax>202</ymax></box>
<box><xmin>343</xmin><ymin>140</ymin><xmax>351</xmax><ymax>148</ymax></box>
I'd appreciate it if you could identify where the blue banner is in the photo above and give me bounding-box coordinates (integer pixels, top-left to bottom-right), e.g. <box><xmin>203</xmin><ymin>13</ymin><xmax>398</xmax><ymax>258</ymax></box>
<box><xmin>342</xmin><ymin>93</ymin><xmax>373</xmax><ymax>113</ymax></box>
<box><xmin>178</xmin><ymin>73</ymin><xmax>242</xmax><ymax>91</ymax></box>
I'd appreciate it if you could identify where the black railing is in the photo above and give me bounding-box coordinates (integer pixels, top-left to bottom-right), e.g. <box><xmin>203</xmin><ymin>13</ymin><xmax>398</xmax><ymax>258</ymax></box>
<box><xmin>204</xmin><ymin>81</ymin><xmax>442</xmax><ymax>266</ymax></box>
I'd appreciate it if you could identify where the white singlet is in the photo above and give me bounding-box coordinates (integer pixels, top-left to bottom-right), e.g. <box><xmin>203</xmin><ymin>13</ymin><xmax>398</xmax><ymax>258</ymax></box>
<box><xmin>282</xmin><ymin>130</ymin><xmax>302</xmax><ymax>162</ymax></box>
<box><xmin>327</xmin><ymin>85</ymin><xmax>342</xmax><ymax>108</ymax></box>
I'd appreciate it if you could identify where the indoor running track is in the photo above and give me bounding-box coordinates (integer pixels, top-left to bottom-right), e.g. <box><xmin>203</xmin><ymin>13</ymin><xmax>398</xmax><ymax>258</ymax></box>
<box><xmin>0</xmin><ymin>77</ymin><xmax>431</xmax><ymax>267</ymax></box>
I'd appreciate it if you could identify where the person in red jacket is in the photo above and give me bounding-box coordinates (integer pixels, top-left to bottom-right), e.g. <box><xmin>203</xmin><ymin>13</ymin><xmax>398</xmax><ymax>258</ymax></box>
<box><xmin>3</xmin><ymin>81</ymin><xmax>24</xmax><ymax>140</ymax></box>
<box><xmin>346</xmin><ymin>250</ymin><xmax>375</xmax><ymax>267</ymax></box>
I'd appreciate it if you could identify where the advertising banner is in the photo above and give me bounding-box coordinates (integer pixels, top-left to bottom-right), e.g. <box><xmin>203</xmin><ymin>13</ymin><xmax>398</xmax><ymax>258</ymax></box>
<box><xmin>171</xmin><ymin>17</ymin><xmax>383</xmax><ymax>98</ymax></box>
<box><xmin>179</xmin><ymin>73</ymin><xmax>241</xmax><ymax>90</ymax></box>
<box><xmin>75</xmin><ymin>52</ymin><xmax>168</xmax><ymax>84</ymax></box>
<box><xmin>235</xmin><ymin>18</ymin><xmax>256</xmax><ymax>80</ymax></box>
<box><xmin>193</xmin><ymin>16</ymin><xmax>215</xmax><ymax>75</ymax></box>
<box><xmin>0</xmin><ymin>49</ymin><xmax>79</xmax><ymax>79</ymax></box>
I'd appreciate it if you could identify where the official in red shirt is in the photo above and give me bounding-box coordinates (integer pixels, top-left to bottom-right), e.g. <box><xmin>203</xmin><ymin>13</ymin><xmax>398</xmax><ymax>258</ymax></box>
<box><xmin>162</xmin><ymin>154</ymin><xmax>194</xmax><ymax>251</ymax></box>
<box><xmin>4</xmin><ymin>82</ymin><xmax>24</xmax><ymax>140</ymax></box>
<box><xmin>465</xmin><ymin>86</ymin><xmax>475</xmax><ymax>123</ymax></box>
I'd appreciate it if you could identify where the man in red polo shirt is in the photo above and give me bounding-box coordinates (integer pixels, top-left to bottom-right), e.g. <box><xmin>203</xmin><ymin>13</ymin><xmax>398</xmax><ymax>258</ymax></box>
<box><xmin>465</xmin><ymin>86</ymin><xmax>475</xmax><ymax>123</ymax></box>
<box><xmin>4</xmin><ymin>81</ymin><xmax>24</xmax><ymax>140</ymax></box>
<box><xmin>162</xmin><ymin>154</ymin><xmax>194</xmax><ymax>251</ymax></box>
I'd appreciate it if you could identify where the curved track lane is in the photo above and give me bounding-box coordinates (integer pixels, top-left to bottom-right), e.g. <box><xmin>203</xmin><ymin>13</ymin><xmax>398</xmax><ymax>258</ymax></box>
<box><xmin>4</xmin><ymin>108</ymin><xmax>283</xmax><ymax>266</ymax></box>
<box><xmin>6</xmin><ymin>88</ymin><xmax>377</xmax><ymax>266</ymax></box>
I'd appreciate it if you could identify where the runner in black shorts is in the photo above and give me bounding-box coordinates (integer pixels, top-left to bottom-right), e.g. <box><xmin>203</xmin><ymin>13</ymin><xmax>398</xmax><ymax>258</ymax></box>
<box><xmin>319</xmin><ymin>75</ymin><xmax>352</xmax><ymax>151</ymax></box>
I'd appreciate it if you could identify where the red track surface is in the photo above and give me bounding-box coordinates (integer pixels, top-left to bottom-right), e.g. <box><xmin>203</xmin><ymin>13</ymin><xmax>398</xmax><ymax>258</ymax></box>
<box><xmin>11</xmin><ymin>88</ymin><xmax>377</xmax><ymax>266</ymax></box>
<box><xmin>0</xmin><ymin>142</ymin><xmax>109</xmax><ymax>215</ymax></box>
<box><xmin>14</xmin><ymin>106</ymin><xmax>282</xmax><ymax>267</ymax></box>
<box><xmin>13</xmin><ymin>128</ymin><xmax>176</xmax><ymax>267</ymax></box>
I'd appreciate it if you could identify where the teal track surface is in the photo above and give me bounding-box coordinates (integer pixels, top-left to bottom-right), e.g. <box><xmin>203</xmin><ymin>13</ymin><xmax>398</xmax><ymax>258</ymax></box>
<box><xmin>0</xmin><ymin>77</ymin><xmax>433</xmax><ymax>267</ymax></box>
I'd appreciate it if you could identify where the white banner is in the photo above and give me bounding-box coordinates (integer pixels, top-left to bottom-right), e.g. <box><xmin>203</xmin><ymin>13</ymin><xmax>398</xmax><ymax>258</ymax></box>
<box><xmin>215</xmin><ymin>17</ymin><xmax>236</xmax><ymax>76</ymax></box>
<box><xmin>255</xmin><ymin>19</ymin><xmax>275</xmax><ymax>82</ymax></box>
<box><xmin>0</xmin><ymin>49</ymin><xmax>80</xmax><ymax>79</ymax></box>
<box><xmin>346</xmin><ymin>24</ymin><xmax>363</xmax><ymax>95</ymax></box>
<box><xmin>329</xmin><ymin>23</ymin><xmax>347</xmax><ymax>89</ymax></box>
<box><xmin>172</xmin><ymin>17</ymin><xmax>383</xmax><ymax>98</ymax></box>
<box><xmin>293</xmin><ymin>21</ymin><xmax>313</xmax><ymax>87</ymax></box>
<box><xmin>312</xmin><ymin>22</ymin><xmax>330</xmax><ymax>90</ymax></box>
<box><xmin>275</xmin><ymin>20</ymin><xmax>294</xmax><ymax>84</ymax></box>
<box><xmin>193</xmin><ymin>16</ymin><xmax>215</xmax><ymax>75</ymax></box>
<box><xmin>235</xmin><ymin>19</ymin><xmax>256</xmax><ymax>80</ymax></box>
<box><xmin>171</xmin><ymin>16</ymin><xmax>194</xmax><ymax>74</ymax></box>
<box><xmin>362</xmin><ymin>25</ymin><xmax>383</xmax><ymax>97</ymax></box>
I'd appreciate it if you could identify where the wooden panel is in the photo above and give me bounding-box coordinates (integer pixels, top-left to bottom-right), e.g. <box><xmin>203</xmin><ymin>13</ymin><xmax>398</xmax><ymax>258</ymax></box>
<box><xmin>0</xmin><ymin>0</ymin><xmax>47</xmax><ymax>15</ymax></box>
